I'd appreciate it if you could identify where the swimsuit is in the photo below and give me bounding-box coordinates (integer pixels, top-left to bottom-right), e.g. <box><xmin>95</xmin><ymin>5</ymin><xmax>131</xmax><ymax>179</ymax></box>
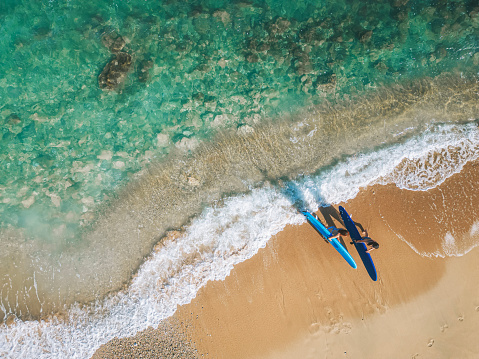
<box><xmin>363</xmin><ymin>237</ymin><xmax>379</xmax><ymax>248</ymax></box>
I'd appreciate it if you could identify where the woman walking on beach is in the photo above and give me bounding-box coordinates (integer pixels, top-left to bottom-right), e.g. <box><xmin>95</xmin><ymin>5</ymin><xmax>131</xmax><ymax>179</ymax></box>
<box><xmin>311</xmin><ymin>212</ymin><xmax>349</xmax><ymax>243</ymax></box>
<box><xmin>328</xmin><ymin>228</ymin><xmax>349</xmax><ymax>242</ymax></box>
<box><xmin>354</xmin><ymin>229</ymin><xmax>379</xmax><ymax>253</ymax></box>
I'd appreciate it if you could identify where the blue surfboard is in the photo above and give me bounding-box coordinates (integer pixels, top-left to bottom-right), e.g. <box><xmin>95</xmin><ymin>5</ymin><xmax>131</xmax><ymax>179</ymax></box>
<box><xmin>302</xmin><ymin>211</ymin><xmax>357</xmax><ymax>269</ymax></box>
<box><xmin>339</xmin><ymin>206</ymin><xmax>377</xmax><ymax>281</ymax></box>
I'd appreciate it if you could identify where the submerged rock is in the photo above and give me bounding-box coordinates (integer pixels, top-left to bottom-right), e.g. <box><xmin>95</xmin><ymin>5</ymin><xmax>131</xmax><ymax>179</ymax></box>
<box><xmin>392</xmin><ymin>0</ymin><xmax>409</xmax><ymax>6</ymax></box>
<box><xmin>246</xmin><ymin>52</ymin><xmax>260</xmax><ymax>63</ymax></box>
<box><xmin>314</xmin><ymin>72</ymin><xmax>336</xmax><ymax>93</ymax></box>
<box><xmin>98</xmin><ymin>52</ymin><xmax>132</xmax><ymax>90</ymax></box>
<box><xmin>213</xmin><ymin>10</ymin><xmax>231</xmax><ymax>26</ymax></box>
<box><xmin>7</xmin><ymin>113</ymin><xmax>21</xmax><ymax>125</ymax></box>
<box><xmin>359</xmin><ymin>30</ymin><xmax>373</xmax><ymax>43</ymax></box>
<box><xmin>5</xmin><ymin>113</ymin><xmax>24</xmax><ymax>135</ymax></box>
<box><xmin>137</xmin><ymin>59</ymin><xmax>153</xmax><ymax>83</ymax></box>
<box><xmin>101</xmin><ymin>32</ymin><xmax>126</xmax><ymax>53</ymax></box>
<box><xmin>193</xmin><ymin>14</ymin><xmax>211</xmax><ymax>35</ymax></box>
<box><xmin>267</xmin><ymin>17</ymin><xmax>291</xmax><ymax>35</ymax></box>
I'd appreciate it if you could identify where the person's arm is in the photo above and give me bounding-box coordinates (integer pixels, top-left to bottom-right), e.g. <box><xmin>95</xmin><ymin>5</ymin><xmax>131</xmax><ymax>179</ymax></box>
<box><xmin>365</xmin><ymin>247</ymin><xmax>375</xmax><ymax>253</ymax></box>
<box><xmin>355</xmin><ymin>238</ymin><xmax>368</xmax><ymax>243</ymax></box>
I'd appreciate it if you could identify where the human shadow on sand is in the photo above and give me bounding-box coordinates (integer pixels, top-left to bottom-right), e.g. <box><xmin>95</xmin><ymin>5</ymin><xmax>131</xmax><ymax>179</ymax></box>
<box><xmin>317</xmin><ymin>205</ymin><xmax>364</xmax><ymax>232</ymax></box>
<box><xmin>306</xmin><ymin>185</ymin><xmax>365</xmax><ymax>232</ymax></box>
<box><xmin>279</xmin><ymin>180</ymin><xmax>354</xmax><ymax>250</ymax></box>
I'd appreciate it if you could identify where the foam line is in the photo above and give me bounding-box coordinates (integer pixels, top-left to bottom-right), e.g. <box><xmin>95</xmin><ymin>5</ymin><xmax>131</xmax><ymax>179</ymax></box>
<box><xmin>2</xmin><ymin>117</ymin><xmax>479</xmax><ymax>359</ymax></box>
<box><xmin>1</xmin><ymin>188</ymin><xmax>303</xmax><ymax>358</ymax></box>
<box><xmin>292</xmin><ymin>122</ymin><xmax>479</xmax><ymax>207</ymax></box>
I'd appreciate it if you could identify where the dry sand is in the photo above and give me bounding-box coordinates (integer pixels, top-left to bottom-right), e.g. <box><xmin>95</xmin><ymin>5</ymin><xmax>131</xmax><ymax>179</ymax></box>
<box><xmin>93</xmin><ymin>161</ymin><xmax>479</xmax><ymax>358</ymax></box>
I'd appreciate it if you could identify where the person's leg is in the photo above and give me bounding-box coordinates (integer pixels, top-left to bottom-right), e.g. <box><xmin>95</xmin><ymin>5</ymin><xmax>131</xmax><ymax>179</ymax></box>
<box><xmin>329</xmin><ymin>233</ymin><xmax>341</xmax><ymax>241</ymax></box>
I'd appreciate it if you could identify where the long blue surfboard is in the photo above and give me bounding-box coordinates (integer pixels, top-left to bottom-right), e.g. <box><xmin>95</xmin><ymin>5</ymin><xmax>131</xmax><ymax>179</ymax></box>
<box><xmin>339</xmin><ymin>206</ymin><xmax>377</xmax><ymax>281</ymax></box>
<box><xmin>302</xmin><ymin>211</ymin><xmax>357</xmax><ymax>269</ymax></box>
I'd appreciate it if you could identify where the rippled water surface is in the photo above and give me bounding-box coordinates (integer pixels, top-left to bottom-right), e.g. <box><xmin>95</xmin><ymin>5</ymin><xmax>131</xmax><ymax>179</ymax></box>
<box><xmin>2</xmin><ymin>0</ymin><xmax>478</xmax><ymax>239</ymax></box>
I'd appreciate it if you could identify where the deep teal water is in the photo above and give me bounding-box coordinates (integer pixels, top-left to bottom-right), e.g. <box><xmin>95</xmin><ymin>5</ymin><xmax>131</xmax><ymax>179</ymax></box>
<box><xmin>0</xmin><ymin>0</ymin><xmax>478</xmax><ymax>240</ymax></box>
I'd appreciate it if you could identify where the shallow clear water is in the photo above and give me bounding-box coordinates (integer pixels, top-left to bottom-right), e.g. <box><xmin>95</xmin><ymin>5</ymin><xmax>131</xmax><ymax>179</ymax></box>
<box><xmin>1</xmin><ymin>0</ymin><xmax>478</xmax><ymax>239</ymax></box>
<box><xmin>3</xmin><ymin>121</ymin><xmax>479</xmax><ymax>359</ymax></box>
<box><xmin>1</xmin><ymin>0</ymin><xmax>479</xmax><ymax>357</ymax></box>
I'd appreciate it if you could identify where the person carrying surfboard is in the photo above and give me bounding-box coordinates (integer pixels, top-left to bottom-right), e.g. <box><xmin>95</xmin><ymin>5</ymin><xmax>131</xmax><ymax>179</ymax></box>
<box><xmin>328</xmin><ymin>228</ymin><xmax>349</xmax><ymax>242</ymax></box>
<box><xmin>353</xmin><ymin>229</ymin><xmax>379</xmax><ymax>253</ymax></box>
<box><xmin>311</xmin><ymin>212</ymin><xmax>349</xmax><ymax>243</ymax></box>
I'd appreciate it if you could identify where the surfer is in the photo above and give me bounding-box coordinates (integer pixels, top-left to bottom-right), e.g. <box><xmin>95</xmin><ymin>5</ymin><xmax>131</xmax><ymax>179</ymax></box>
<box><xmin>353</xmin><ymin>230</ymin><xmax>379</xmax><ymax>253</ymax></box>
<box><xmin>310</xmin><ymin>212</ymin><xmax>349</xmax><ymax>242</ymax></box>
<box><xmin>328</xmin><ymin>228</ymin><xmax>349</xmax><ymax>242</ymax></box>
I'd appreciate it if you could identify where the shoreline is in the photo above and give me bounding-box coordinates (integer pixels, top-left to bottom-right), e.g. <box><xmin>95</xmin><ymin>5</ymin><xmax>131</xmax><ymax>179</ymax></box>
<box><xmin>93</xmin><ymin>160</ymin><xmax>479</xmax><ymax>358</ymax></box>
<box><xmin>3</xmin><ymin>75</ymin><xmax>479</xmax><ymax>323</ymax></box>
<box><xmin>177</xmin><ymin>161</ymin><xmax>479</xmax><ymax>358</ymax></box>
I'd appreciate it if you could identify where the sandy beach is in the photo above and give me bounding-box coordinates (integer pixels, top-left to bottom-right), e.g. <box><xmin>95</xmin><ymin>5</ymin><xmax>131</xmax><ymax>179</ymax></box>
<box><xmin>93</xmin><ymin>160</ymin><xmax>479</xmax><ymax>358</ymax></box>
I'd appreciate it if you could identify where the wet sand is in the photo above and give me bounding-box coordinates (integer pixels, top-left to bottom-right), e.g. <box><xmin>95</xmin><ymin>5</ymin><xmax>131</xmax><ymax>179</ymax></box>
<box><xmin>93</xmin><ymin>160</ymin><xmax>479</xmax><ymax>358</ymax></box>
<box><xmin>91</xmin><ymin>318</ymin><xmax>197</xmax><ymax>359</ymax></box>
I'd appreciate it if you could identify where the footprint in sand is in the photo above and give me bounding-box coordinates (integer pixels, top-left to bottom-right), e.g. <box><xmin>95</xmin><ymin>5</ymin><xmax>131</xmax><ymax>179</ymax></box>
<box><xmin>440</xmin><ymin>324</ymin><xmax>448</xmax><ymax>332</ymax></box>
<box><xmin>411</xmin><ymin>354</ymin><xmax>419</xmax><ymax>359</ymax></box>
<box><xmin>475</xmin><ymin>306</ymin><xmax>479</xmax><ymax>312</ymax></box>
<box><xmin>458</xmin><ymin>316</ymin><xmax>464</xmax><ymax>322</ymax></box>
<box><xmin>427</xmin><ymin>339</ymin><xmax>434</xmax><ymax>347</ymax></box>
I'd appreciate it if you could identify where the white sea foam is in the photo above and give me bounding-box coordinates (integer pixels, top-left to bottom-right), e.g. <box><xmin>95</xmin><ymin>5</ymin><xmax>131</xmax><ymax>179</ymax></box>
<box><xmin>294</xmin><ymin>122</ymin><xmax>479</xmax><ymax>258</ymax></box>
<box><xmin>442</xmin><ymin>232</ymin><xmax>458</xmax><ymax>256</ymax></box>
<box><xmin>0</xmin><ymin>188</ymin><xmax>304</xmax><ymax>358</ymax></box>
<box><xmin>470</xmin><ymin>221</ymin><xmax>479</xmax><ymax>237</ymax></box>
<box><xmin>293</xmin><ymin>122</ymin><xmax>479</xmax><ymax>207</ymax></box>
<box><xmin>2</xmin><ymin>122</ymin><xmax>479</xmax><ymax>358</ymax></box>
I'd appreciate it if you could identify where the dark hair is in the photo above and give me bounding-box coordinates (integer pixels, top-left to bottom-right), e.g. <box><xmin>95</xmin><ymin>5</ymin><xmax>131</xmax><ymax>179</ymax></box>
<box><xmin>338</xmin><ymin>229</ymin><xmax>349</xmax><ymax>235</ymax></box>
<box><xmin>371</xmin><ymin>241</ymin><xmax>379</xmax><ymax>249</ymax></box>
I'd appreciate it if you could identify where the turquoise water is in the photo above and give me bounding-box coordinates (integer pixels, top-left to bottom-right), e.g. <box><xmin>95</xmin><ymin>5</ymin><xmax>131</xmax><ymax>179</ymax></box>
<box><xmin>1</xmin><ymin>0</ymin><xmax>479</xmax><ymax>323</ymax></box>
<box><xmin>1</xmin><ymin>0</ymin><xmax>478</xmax><ymax>240</ymax></box>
